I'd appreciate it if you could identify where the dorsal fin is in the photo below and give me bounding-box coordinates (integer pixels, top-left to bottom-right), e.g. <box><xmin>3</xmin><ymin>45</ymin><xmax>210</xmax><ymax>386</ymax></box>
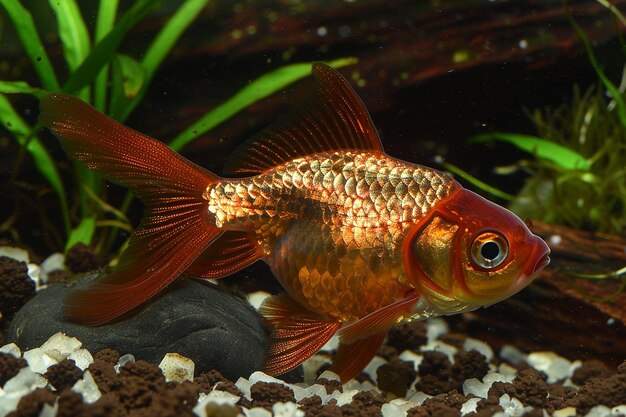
<box><xmin>223</xmin><ymin>62</ymin><xmax>384</xmax><ymax>176</ymax></box>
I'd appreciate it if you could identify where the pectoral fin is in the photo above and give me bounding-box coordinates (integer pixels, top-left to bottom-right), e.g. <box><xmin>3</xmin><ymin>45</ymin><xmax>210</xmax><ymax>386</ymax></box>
<box><xmin>338</xmin><ymin>290</ymin><xmax>419</xmax><ymax>345</ymax></box>
<box><xmin>260</xmin><ymin>293</ymin><xmax>341</xmax><ymax>376</ymax></box>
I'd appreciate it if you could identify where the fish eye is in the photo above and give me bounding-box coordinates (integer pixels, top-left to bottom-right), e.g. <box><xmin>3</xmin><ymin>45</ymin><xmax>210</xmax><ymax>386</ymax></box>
<box><xmin>470</xmin><ymin>231</ymin><xmax>509</xmax><ymax>269</ymax></box>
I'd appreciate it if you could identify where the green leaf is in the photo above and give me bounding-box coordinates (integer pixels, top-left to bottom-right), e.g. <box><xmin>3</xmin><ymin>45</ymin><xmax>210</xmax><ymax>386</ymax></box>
<box><xmin>0</xmin><ymin>80</ymin><xmax>45</xmax><ymax>96</ymax></box>
<box><xmin>0</xmin><ymin>94</ymin><xmax>70</xmax><ymax>233</ymax></box>
<box><xmin>169</xmin><ymin>57</ymin><xmax>358</xmax><ymax>152</ymax></box>
<box><xmin>109</xmin><ymin>54</ymin><xmax>146</xmax><ymax>120</ymax></box>
<box><xmin>63</xmin><ymin>0</ymin><xmax>161</xmax><ymax>94</ymax></box>
<box><xmin>93</xmin><ymin>0</ymin><xmax>120</xmax><ymax>111</ymax></box>
<box><xmin>48</xmin><ymin>0</ymin><xmax>91</xmax><ymax>71</ymax></box>
<box><xmin>118</xmin><ymin>0</ymin><xmax>210</xmax><ymax>121</ymax></box>
<box><xmin>437</xmin><ymin>159</ymin><xmax>516</xmax><ymax>201</ymax></box>
<box><xmin>65</xmin><ymin>216</ymin><xmax>97</xmax><ymax>252</ymax></box>
<box><xmin>0</xmin><ymin>0</ymin><xmax>60</xmax><ymax>91</ymax></box>
<box><xmin>472</xmin><ymin>133</ymin><xmax>592</xmax><ymax>171</ymax></box>
<box><xmin>568</xmin><ymin>14</ymin><xmax>626</xmax><ymax>130</ymax></box>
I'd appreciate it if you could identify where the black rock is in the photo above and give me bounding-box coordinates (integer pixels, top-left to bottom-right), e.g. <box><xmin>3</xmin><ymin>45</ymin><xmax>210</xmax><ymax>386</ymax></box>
<box><xmin>8</xmin><ymin>274</ymin><xmax>271</xmax><ymax>381</ymax></box>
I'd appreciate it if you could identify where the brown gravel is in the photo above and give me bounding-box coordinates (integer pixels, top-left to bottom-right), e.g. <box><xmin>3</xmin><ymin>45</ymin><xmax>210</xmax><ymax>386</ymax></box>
<box><xmin>249</xmin><ymin>381</ymin><xmax>296</xmax><ymax>410</ymax></box>
<box><xmin>0</xmin><ymin>352</ymin><xmax>28</xmax><ymax>387</ymax></box>
<box><xmin>0</xmin><ymin>256</ymin><xmax>36</xmax><ymax>318</ymax></box>
<box><xmin>65</xmin><ymin>243</ymin><xmax>102</xmax><ymax>273</ymax></box>
<box><xmin>44</xmin><ymin>358</ymin><xmax>83</xmax><ymax>391</ymax></box>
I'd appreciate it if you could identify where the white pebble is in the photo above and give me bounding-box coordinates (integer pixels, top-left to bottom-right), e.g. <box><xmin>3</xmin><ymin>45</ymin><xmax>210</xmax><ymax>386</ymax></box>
<box><xmin>363</xmin><ymin>356</ymin><xmax>387</xmax><ymax>383</ymax></box>
<box><xmin>497</xmin><ymin>362</ymin><xmax>518</xmax><ymax>376</ymax></box>
<box><xmin>499</xmin><ymin>393</ymin><xmax>533</xmax><ymax>417</ymax></box>
<box><xmin>425</xmin><ymin>318</ymin><xmax>448</xmax><ymax>342</ymax></box>
<box><xmin>247</xmin><ymin>291</ymin><xmax>271</xmax><ymax>310</ymax></box>
<box><xmin>40</xmin><ymin>332</ymin><xmax>82</xmax><ymax>362</ymax></box>
<box><xmin>38</xmin><ymin>402</ymin><xmax>58</xmax><ymax>417</ymax></box>
<box><xmin>272</xmin><ymin>402</ymin><xmax>304</xmax><ymax>417</ymax></box>
<box><xmin>335</xmin><ymin>388</ymin><xmax>360</xmax><ymax>406</ymax></box>
<box><xmin>302</xmin><ymin>352</ymin><xmax>332</xmax><ymax>383</ymax></box>
<box><xmin>585</xmin><ymin>405</ymin><xmax>613</xmax><ymax>417</ymax></box>
<box><xmin>0</xmin><ymin>246</ymin><xmax>30</xmax><ymax>263</ymax></box>
<box><xmin>611</xmin><ymin>405</ymin><xmax>626</xmax><ymax>416</ymax></box>
<box><xmin>72</xmin><ymin>370</ymin><xmax>101</xmax><ymax>403</ymax></box>
<box><xmin>3</xmin><ymin>367</ymin><xmax>38</xmax><ymax>393</ymax></box>
<box><xmin>296</xmin><ymin>384</ymin><xmax>327</xmax><ymax>403</ymax></box>
<box><xmin>407</xmin><ymin>390</ymin><xmax>431</xmax><ymax>405</ymax></box>
<box><xmin>23</xmin><ymin>348</ymin><xmax>57</xmax><ymax>374</ymax></box>
<box><xmin>463</xmin><ymin>338</ymin><xmax>493</xmax><ymax>361</ymax></box>
<box><xmin>159</xmin><ymin>352</ymin><xmax>195</xmax><ymax>382</ymax></box>
<box><xmin>527</xmin><ymin>352</ymin><xmax>573</xmax><ymax>383</ymax></box>
<box><xmin>399</xmin><ymin>350</ymin><xmax>423</xmax><ymax>370</ymax></box>
<box><xmin>500</xmin><ymin>345</ymin><xmax>527</xmax><ymax>365</ymax></box>
<box><xmin>247</xmin><ymin>407</ymin><xmax>273</xmax><ymax>417</ymax></box>
<box><xmin>383</xmin><ymin>399</ymin><xmax>417</xmax><ymax>417</ymax></box>
<box><xmin>40</xmin><ymin>253</ymin><xmax>65</xmax><ymax>274</ymax></box>
<box><xmin>193</xmin><ymin>390</ymin><xmax>241</xmax><ymax>417</ymax></box>
<box><xmin>26</xmin><ymin>264</ymin><xmax>42</xmax><ymax>287</ymax></box>
<box><xmin>0</xmin><ymin>343</ymin><xmax>21</xmax><ymax>358</ymax></box>
<box><xmin>236</xmin><ymin>375</ymin><xmax>253</xmax><ymax>399</ymax></box>
<box><xmin>461</xmin><ymin>398</ymin><xmax>481</xmax><ymax>415</ymax></box>
<box><xmin>553</xmin><ymin>407</ymin><xmax>577</xmax><ymax>417</ymax></box>
<box><xmin>462</xmin><ymin>372</ymin><xmax>514</xmax><ymax>398</ymax></box>
<box><xmin>420</xmin><ymin>340</ymin><xmax>458</xmax><ymax>362</ymax></box>
<box><xmin>68</xmin><ymin>348</ymin><xmax>94</xmax><ymax>371</ymax></box>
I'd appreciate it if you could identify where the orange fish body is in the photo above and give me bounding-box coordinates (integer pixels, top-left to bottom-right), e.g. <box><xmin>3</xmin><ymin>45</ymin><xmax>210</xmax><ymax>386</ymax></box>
<box><xmin>40</xmin><ymin>63</ymin><xmax>550</xmax><ymax>382</ymax></box>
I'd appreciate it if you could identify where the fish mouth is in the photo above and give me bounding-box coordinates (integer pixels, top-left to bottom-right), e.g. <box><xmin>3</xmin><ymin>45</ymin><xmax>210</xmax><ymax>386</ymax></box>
<box><xmin>533</xmin><ymin>252</ymin><xmax>551</xmax><ymax>274</ymax></box>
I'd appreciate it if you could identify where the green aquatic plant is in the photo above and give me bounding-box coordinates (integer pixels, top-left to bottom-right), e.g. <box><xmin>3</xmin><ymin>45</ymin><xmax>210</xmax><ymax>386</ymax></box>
<box><xmin>0</xmin><ymin>0</ymin><xmax>356</xmax><ymax>253</ymax></box>
<box><xmin>475</xmin><ymin>82</ymin><xmax>626</xmax><ymax>235</ymax></box>
<box><xmin>443</xmin><ymin>10</ymin><xmax>626</xmax><ymax>236</ymax></box>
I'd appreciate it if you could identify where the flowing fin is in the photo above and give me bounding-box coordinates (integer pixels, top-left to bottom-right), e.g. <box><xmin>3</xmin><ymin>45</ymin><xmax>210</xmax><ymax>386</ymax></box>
<box><xmin>260</xmin><ymin>293</ymin><xmax>341</xmax><ymax>376</ymax></box>
<box><xmin>40</xmin><ymin>93</ymin><xmax>221</xmax><ymax>325</ymax></box>
<box><xmin>184</xmin><ymin>231</ymin><xmax>263</xmax><ymax>278</ymax></box>
<box><xmin>224</xmin><ymin>62</ymin><xmax>383</xmax><ymax>176</ymax></box>
<box><xmin>339</xmin><ymin>291</ymin><xmax>419</xmax><ymax>345</ymax></box>
<box><xmin>329</xmin><ymin>332</ymin><xmax>386</xmax><ymax>382</ymax></box>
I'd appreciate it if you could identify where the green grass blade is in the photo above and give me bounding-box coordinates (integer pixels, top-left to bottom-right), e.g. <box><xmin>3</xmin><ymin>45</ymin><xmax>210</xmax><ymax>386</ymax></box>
<box><xmin>472</xmin><ymin>133</ymin><xmax>591</xmax><ymax>171</ymax></box>
<box><xmin>0</xmin><ymin>0</ymin><xmax>60</xmax><ymax>91</ymax></box>
<box><xmin>437</xmin><ymin>158</ymin><xmax>516</xmax><ymax>201</ymax></box>
<box><xmin>118</xmin><ymin>0</ymin><xmax>210</xmax><ymax>121</ymax></box>
<box><xmin>568</xmin><ymin>14</ymin><xmax>626</xmax><ymax>129</ymax></box>
<box><xmin>0</xmin><ymin>80</ymin><xmax>45</xmax><ymax>96</ymax></box>
<box><xmin>93</xmin><ymin>0</ymin><xmax>120</xmax><ymax>112</ymax></box>
<box><xmin>48</xmin><ymin>0</ymin><xmax>90</xmax><ymax>71</ymax></box>
<box><xmin>109</xmin><ymin>54</ymin><xmax>146</xmax><ymax>119</ymax></box>
<box><xmin>65</xmin><ymin>215</ymin><xmax>97</xmax><ymax>251</ymax></box>
<box><xmin>0</xmin><ymin>94</ymin><xmax>70</xmax><ymax>233</ymax></box>
<box><xmin>169</xmin><ymin>57</ymin><xmax>358</xmax><ymax>152</ymax></box>
<box><xmin>63</xmin><ymin>0</ymin><xmax>161</xmax><ymax>94</ymax></box>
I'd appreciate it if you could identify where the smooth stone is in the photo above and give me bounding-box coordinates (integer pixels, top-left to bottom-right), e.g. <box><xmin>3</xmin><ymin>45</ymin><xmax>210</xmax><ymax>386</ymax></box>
<box><xmin>8</xmin><ymin>273</ymin><xmax>271</xmax><ymax>381</ymax></box>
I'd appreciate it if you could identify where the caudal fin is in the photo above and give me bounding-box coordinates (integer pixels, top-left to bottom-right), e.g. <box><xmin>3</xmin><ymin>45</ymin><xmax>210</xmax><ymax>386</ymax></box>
<box><xmin>40</xmin><ymin>93</ymin><xmax>221</xmax><ymax>325</ymax></box>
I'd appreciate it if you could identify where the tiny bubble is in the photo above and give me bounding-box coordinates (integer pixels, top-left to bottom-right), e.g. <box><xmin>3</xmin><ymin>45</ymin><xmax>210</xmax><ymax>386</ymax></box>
<box><xmin>36</xmin><ymin>56</ymin><xmax>42</xmax><ymax>62</ymax></box>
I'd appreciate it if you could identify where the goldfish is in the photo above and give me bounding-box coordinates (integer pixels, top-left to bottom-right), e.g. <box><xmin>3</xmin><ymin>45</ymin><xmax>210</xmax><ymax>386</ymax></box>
<box><xmin>39</xmin><ymin>62</ymin><xmax>550</xmax><ymax>382</ymax></box>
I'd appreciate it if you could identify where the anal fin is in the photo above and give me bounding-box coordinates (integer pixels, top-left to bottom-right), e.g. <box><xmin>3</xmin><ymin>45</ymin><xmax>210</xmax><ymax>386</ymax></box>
<box><xmin>183</xmin><ymin>231</ymin><xmax>263</xmax><ymax>279</ymax></box>
<box><xmin>260</xmin><ymin>293</ymin><xmax>341</xmax><ymax>376</ymax></box>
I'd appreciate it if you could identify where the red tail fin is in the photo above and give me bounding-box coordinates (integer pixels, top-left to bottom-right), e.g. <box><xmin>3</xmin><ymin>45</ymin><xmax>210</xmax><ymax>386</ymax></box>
<box><xmin>40</xmin><ymin>93</ymin><xmax>221</xmax><ymax>325</ymax></box>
